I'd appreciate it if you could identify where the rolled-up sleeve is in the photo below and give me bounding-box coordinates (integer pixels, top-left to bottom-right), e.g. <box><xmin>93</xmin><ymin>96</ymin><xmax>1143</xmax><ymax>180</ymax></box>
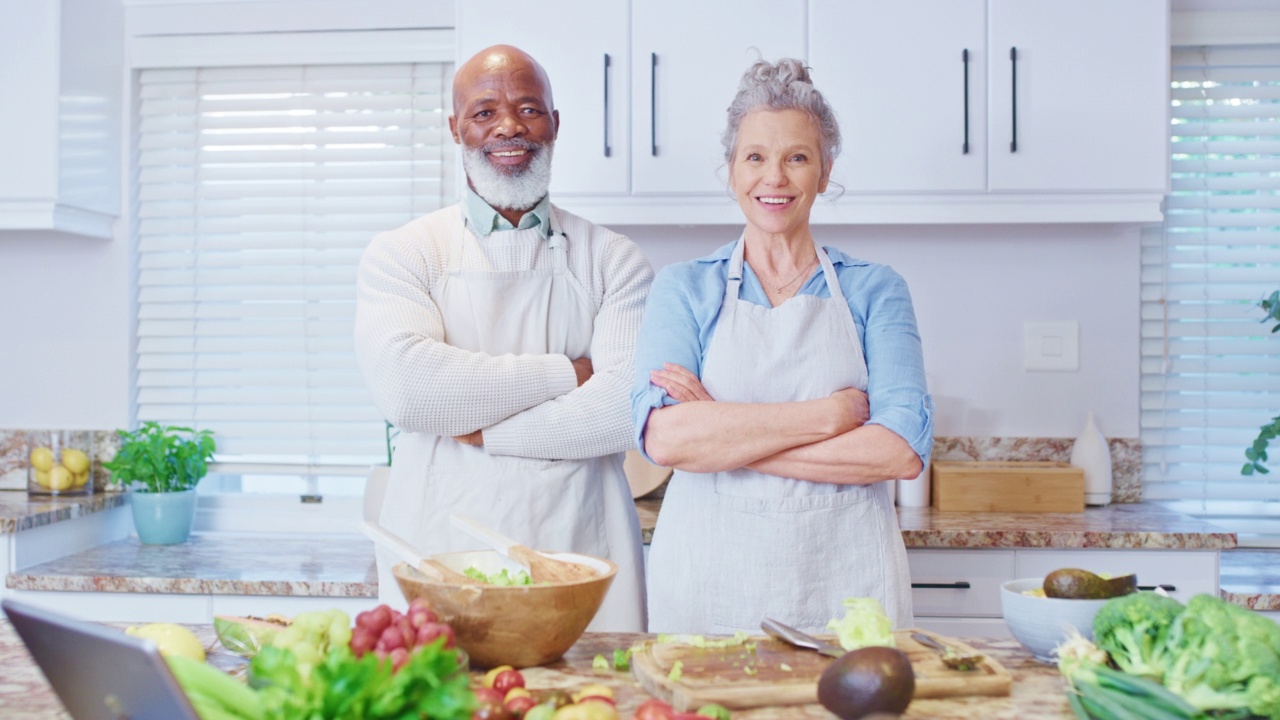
<box><xmin>855</xmin><ymin>265</ymin><xmax>934</xmax><ymax>464</ymax></box>
<box><xmin>630</xmin><ymin>265</ymin><xmax>707</xmax><ymax>463</ymax></box>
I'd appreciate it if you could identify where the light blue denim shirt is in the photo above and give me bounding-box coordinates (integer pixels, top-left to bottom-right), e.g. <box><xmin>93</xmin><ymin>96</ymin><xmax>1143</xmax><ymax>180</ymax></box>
<box><xmin>631</xmin><ymin>239</ymin><xmax>934</xmax><ymax>465</ymax></box>
<box><xmin>462</xmin><ymin>186</ymin><xmax>552</xmax><ymax>239</ymax></box>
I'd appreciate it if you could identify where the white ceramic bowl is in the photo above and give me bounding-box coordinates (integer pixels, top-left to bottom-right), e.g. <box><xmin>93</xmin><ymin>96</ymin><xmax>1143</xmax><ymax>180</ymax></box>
<box><xmin>1000</xmin><ymin>577</ymin><xmax>1109</xmax><ymax>663</ymax></box>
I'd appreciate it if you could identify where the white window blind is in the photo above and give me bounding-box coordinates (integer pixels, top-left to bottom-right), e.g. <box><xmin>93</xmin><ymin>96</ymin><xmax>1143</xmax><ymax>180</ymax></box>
<box><xmin>1141</xmin><ymin>45</ymin><xmax>1280</xmax><ymax>542</ymax></box>
<box><xmin>136</xmin><ymin>63</ymin><xmax>456</xmax><ymax>473</ymax></box>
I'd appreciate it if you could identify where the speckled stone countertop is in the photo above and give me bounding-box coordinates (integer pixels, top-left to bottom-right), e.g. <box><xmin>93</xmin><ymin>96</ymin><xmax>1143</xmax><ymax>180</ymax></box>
<box><xmin>0</xmin><ymin>620</ymin><xmax>1073</xmax><ymax>720</ymax></box>
<box><xmin>0</xmin><ymin>490</ymin><xmax>126</xmax><ymax>533</ymax></box>
<box><xmin>1221</xmin><ymin>549</ymin><xmax>1280</xmax><ymax>611</ymax></box>
<box><xmin>6</xmin><ymin>534</ymin><xmax>377</xmax><ymax>597</ymax></box>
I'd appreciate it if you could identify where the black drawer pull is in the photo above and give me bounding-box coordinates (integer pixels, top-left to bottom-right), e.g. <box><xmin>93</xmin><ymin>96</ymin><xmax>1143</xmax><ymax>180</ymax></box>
<box><xmin>1009</xmin><ymin>46</ymin><xmax>1018</xmax><ymax>153</ymax></box>
<box><xmin>1138</xmin><ymin>584</ymin><xmax>1176</xmax><ymax>592</ymax></box>
<box><xmin>911</xmin><ymin>581</ymin><xmax>972</xmax><ymax>589</ymax></box>
<box><xmin>962</xmin><ymin>48</ymin><xmax>970</xmax><ymax>154</ymax></box>
<box><xmin>649</xmin><ymin>52</ymin><xmax>658</xmax><ymax>156</ymax></box>
<box><xmin>603</xmin><ymin>53</ymin><xmax>612</xmax><ymax>158</ymax></box>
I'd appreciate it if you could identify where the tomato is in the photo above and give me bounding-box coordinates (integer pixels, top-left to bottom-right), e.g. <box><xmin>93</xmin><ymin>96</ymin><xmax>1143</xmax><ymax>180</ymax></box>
<box><xmin>484</xmin><ymin>665</ymin><xmax>516</xmax><ymax>689</ymax></box>
<box><xmin>634</xmin><ymin>699</ymin><xmax>676</xmax><ymax>720</ymax></box>
<box><xmin>493</xmin><ymin>668</ymin><xmax>526</xmax><ymax>696</ymax></box>
<box><xmin>505</xmin><ymin>695</ymin><xmax>538</xmax><ymax>717</ymax></box>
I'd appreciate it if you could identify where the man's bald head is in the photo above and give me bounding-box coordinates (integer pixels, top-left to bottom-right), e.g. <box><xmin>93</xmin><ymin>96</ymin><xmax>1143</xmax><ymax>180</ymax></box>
<box><xmin>453</xmin><ymin>45</ymin><xmax>555</xmax><ymax>117</ymax></box>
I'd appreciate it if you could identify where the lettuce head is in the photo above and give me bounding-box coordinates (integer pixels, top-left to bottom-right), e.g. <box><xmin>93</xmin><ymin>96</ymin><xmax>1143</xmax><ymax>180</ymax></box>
<box><xmin>827</xmin><ymin>597</ymin><xmax>896</xmax><ymax>651</ymax></box>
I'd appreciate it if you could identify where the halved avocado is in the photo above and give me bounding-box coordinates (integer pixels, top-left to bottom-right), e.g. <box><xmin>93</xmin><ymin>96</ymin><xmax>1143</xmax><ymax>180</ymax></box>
<box><xmin>213</xmin><ymin>614</ymin><xmax>291</xmax><ymax>657</ymax></box>
<box><xmin>1042</xmin><ymin>568</ymin><xmax>1137</xmax><ymax>600</ymax></box>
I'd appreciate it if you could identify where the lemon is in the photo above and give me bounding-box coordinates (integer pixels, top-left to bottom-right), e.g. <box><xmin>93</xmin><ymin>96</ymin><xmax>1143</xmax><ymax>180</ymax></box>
<box><xmin>34</xmin><ymin>469</ymin><xmax>51</xmax><ymax>488</ymax></box>
<box><xmin>30</xmin><ymin>447</ymin><xmax>54</xmax><ymax>473</ymax></box>
<box><xmin>61</xmin><ymin>448</ymin><xmax>90</xmax><ymax>474</ymax></box>
<box><xmin>126</xmin><ymin>623</ymin><xmax>206</xmax><ymax>662</ymax></box>
<box><xmin>48</xmin><ymin>466</ymin><xmax>74</xmax><ymax>491</ymax></box>
<box><xmin>72</xmin><ymin>471</ymin><xmax>89</xmax><ymax>488</ymax></box>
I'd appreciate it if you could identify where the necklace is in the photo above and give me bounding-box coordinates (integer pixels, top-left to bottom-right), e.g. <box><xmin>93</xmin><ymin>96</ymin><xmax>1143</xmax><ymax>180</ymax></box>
<box><xmin>758</xmin><ymin>256</ymin><xmax>818</xmax><ymax>294</ymax></box>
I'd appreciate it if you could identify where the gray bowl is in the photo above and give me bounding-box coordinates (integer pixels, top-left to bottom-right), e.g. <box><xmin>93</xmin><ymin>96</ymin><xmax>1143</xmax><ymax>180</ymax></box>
<box><xmin>1000</xmin><ymin>577</ymin><xmax>1109</xmax><ymax>664</ymax></box>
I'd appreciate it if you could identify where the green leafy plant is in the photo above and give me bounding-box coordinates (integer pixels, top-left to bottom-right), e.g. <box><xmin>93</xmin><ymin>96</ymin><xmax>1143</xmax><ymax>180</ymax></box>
<box><xmin>103</xmin><ymin>422</ymin><xmax>217</xmax><ymax>493</ymax></box>
<box><xmin>1243</xmin><ymin>291</ymin><xmax>1280</xmax><ymax>476</ymax></box>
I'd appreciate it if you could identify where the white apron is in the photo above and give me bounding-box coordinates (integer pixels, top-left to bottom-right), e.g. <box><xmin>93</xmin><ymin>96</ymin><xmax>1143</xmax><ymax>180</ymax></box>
<box><xmin>646</xmin><ymin>238</ymin><xmax>913</xmax><ymax>634</ymax></box>
<box><xmin>375</xmin><ymin>206</ymin><xmax>646</xmax><ymax>632</ymax></box>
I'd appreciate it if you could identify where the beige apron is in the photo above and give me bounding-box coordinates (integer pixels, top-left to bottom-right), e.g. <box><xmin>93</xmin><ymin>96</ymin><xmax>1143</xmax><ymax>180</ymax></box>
<box><xmin>646</xmin><ymin>238</ymin><xmax>913</xmax><ymax>634</ymax></box>
<box><xmin>375</xmin><ymin>206</ymin><xmax>645</xmax><ymax>632</ymax></box>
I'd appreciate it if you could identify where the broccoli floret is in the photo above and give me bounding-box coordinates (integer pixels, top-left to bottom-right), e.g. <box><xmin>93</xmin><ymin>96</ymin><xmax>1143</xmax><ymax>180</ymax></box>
<box><xmin>1161</xmin><ymin>594</ymin><xmax>1280</xmax><ymax>719</ymax></box>
<box><xmin>1091</xmin><ymin>591</ymin><xmax>1185</xmax><ymax>680</ymax></box>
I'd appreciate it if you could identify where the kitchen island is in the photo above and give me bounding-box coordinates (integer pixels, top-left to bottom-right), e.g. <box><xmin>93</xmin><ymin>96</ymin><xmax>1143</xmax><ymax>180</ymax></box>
<box><xmin>0</xmin><ymin>618</ymin><xmax>1074</xmax><ymax>720</ymax></box>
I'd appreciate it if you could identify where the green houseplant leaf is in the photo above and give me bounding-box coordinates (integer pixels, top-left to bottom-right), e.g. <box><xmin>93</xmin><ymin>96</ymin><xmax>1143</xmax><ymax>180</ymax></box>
<box><xmin>102</xmin><ymin>422</ymin><xmax>217</xmax><ymax>493</ymax></box>
<box><xmin>1242</xmin><ymin>291</ymin><xmax>1280</xmax><ymax>475</ymax></box>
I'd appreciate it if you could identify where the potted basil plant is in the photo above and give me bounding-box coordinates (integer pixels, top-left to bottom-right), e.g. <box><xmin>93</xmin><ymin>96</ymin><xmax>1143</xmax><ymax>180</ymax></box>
<box><xmin>103</xmin><ymin>422</ymin><xmax>216</xmax><ymax>545</ymax></box>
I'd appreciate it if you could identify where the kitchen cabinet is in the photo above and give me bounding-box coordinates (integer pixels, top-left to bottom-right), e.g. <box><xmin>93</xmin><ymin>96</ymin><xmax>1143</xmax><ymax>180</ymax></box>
<box><xmin>0</xmin><ymin>0</ymin><xmax>123</xmax><ymax>239</ymax></box>
<box><xmin>455</xmin><ymin>0</ymin><xmax>805</xmax><ymax>219</ymax></box>
<box><xmin>907</xmin><ymin>547</ymin><xmax>1221</xmax><ymax>637</ymax></box>
<box><xmin>809</xmin><ymin>0</ymin><xmax>1168</xmax><ymax>221</ymax></box>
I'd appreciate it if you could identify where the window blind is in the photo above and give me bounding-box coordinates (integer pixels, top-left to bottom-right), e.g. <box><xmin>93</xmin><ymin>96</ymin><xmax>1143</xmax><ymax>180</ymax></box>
<box><xmin>136</xmin><ymin>63</ymin><xmax>456</xmax><ymax>471</ymax></box>
<box><xmin>1141</xmin><ymin>45</ymin><xmax>1280</xmax><ymax>541</ymax></box>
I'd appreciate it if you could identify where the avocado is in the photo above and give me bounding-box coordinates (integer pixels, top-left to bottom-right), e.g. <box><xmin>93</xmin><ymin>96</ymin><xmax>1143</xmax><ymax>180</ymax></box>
<box><xmin>817</xmin><ymin>646</ymin><xmax>915</xmax><ymax>720</ymax></box>
<box><xmin>1042</xmin><ymin>568</ymin><xmax>1137</xmax><ymax>600</ymax></box>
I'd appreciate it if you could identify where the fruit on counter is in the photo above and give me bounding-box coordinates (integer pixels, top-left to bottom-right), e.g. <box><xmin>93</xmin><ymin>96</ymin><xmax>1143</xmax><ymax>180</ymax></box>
<box><xmin>29</xmin><ymin>446</ymin><xmax>54</xmax><ymax>472</ymax></box>
<box><xmin>632</xmin><ymin>699</ymin><xmax>732</xmax><ymax>720</ymax></box>
<box><xmin>569</xmin><ymin>684</ymin><xmax>612</xmax><ymax>703</ymax></box>
<box><xmin>125</xmin><ymin>622</ymin><xmax>206</xmax><ymax>662</ymax></box>
<box><xmin>483</xmin><ymin>664</ymin><xmax>517</xmax><ymax>688</ymax></box>
<box><xmin>1042</xmin><ymin>568</ymin><xmax>1138</xmax><ymax>600</ymax></box>
<box><xmin>493</xmin><ymin>668</ymin><xmax>527</xmax><ymax>696</ymax></box>
<box><xmin>826</xmin><ymin>597</ymin><xmax>896</xmax><ymax>651</ymax></box>
<box><xmin>817</xmin><ymin>646</ymin><xmax>915</xmax><ymax>720</ymax></box>
<box><xmin>33</xmin><ymin>470</ymin><xmax>50</xmax><ymax>488</ymax></box>
<box><xmin>61</xmin><ymin>448</ymin><xmax>90</xmax><ymax>474</ymax></box>
<box><xmin>550</xmin><ymin>701</ymin><xmax>618</xmax><ymax>720</ymax></box>
<box><xmin>214</xmin><ymin>614</ymin><xmax>292</xmax><ymax>657</ymax></box>
<box><xmin>48</xmin><ymin>466</ymin><xmax>75</xmax><ymax>491</ymax></box>
<box><xmin>266</xmin><ymin>608</ymin><xmax>352</xmax><ymax>676</ymax></box>
<box><xmin>352</xmin><ymin>599</ymin><xmax>455</xmax><ymax>671</ymax></box>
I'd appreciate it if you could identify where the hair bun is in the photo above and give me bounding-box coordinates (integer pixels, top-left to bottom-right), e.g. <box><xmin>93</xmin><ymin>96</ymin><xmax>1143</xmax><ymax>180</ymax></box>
<box><xmin>740</xmin><ymin>58</ymin><xmax>813</xmax><ymax>92</ymax></box>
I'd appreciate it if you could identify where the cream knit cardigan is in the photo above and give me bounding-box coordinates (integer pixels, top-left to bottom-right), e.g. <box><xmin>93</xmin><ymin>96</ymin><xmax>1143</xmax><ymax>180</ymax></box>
<box><xmin>354</xmin><ymin>204</ymin><xmax>654</xmax><ymax>461</ymax></box>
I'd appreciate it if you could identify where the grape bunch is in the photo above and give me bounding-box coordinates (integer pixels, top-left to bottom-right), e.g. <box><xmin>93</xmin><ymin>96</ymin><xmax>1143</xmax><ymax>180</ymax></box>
<box><xmin>352</xmin><ymin>598</ymin><xmax>456</xmax><ymax>671</ymax></box>
<box><xmin>268</xmin><ymin>608</ymin><xmax>353</xmax><ymax>675</ymax></box>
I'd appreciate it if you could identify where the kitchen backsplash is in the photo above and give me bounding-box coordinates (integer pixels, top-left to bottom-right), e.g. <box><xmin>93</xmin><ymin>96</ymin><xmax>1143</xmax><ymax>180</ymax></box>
<box><xmin>0</xmin><ymin>429</ymin><xmax>1143</xmax><ymax>503</ymax></box>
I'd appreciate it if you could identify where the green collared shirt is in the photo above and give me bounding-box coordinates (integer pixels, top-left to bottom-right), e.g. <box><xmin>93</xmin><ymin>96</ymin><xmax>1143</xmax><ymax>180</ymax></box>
<box><xmin>462</xmin><ymin>186</ymin><xmax>552</xmax><ymax>240</ymax></box>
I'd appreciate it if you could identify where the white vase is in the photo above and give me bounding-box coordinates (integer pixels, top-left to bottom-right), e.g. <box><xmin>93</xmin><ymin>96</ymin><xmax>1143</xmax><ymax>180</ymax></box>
<box><xmin>1070</xmin><ymin>412</ymin><xmax>1112</xmax><ymax>506</ymax></box>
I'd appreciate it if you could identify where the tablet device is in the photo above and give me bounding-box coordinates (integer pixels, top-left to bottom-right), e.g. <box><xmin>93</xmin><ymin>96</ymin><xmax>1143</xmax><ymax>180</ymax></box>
<box><xmin>2</xmin><ymin>599</ymin><xmax>200</xmax><ymax>720</ymax></box>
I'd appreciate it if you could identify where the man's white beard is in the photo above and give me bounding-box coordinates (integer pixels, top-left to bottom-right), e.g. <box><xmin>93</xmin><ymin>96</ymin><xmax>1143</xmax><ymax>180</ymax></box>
<box><xmin>462</xmin><ymin>139</ymin><xmax>555</xmax><ymax>212</ymax></box>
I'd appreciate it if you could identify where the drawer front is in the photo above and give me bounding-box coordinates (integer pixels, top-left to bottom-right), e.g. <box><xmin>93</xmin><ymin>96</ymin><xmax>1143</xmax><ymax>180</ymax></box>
<box><xmin>1014</xmin><ymin>550</ymin><xmax>1219</xmax><ymax>603</ymax></box>
<box><xmin>907</xmin><ymin>549</ymin><xmax>1016</xmax><ymax>618</ymax></box>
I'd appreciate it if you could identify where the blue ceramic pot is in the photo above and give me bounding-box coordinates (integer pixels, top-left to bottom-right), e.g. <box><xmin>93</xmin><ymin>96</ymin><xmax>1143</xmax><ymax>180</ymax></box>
<box><xmin>130</xmin><ymin>489</ymin><xmax>197</xmax><ymax>545</ymax></box>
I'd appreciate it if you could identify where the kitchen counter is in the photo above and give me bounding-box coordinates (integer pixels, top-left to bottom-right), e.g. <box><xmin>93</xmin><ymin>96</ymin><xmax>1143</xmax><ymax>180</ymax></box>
<box><xmin>0</xmin><ymin>619</ymin><xmax>1073</xmax><ymax>719</ymax></box>
<box><xmin>0</xmin><ymin>490</ymin><xmax>125</xmax><ymax>533</ymax></box>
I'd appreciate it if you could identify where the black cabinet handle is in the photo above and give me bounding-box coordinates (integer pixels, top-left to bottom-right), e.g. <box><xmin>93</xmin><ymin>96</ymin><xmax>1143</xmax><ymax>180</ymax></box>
<box><xmin>911</xmin><ymin>581</ymin><xmax>972</xmax><ymax>590</ymax></box>
<box><xmin>603</xmin><ymin>54</ymin><xmax>611</xmax><ymax>158</ymax></box>
<box><xmin>650</xmin><ymin>52</ymin><xmax>658</xmax><ymax>156</ymax></box>
<box><xmin>1138</xmin><ymin>584</ymin><xmax>1177</xmax><ymax>592</ymax></box>
<box><xmin>962</xmin><ymin>48</ymin><xmax>970</xmax><ymax>154</ymax></box>
<box><xmin>1009</xmin><ymin>46</ymin><xmax>1018</xmax><ymax>153</ymax></box>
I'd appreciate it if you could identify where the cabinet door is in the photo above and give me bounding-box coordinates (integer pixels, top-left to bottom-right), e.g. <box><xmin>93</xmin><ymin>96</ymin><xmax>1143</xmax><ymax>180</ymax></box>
<box><xmin>987</xmin><ymin>0</ymin><xmax>1168</xmax><ymax>192</ymax></box>
<box><xmin>456</xmin><ymin>1</ymin><xmax>629</xmax><ymax>196</ymax></box>
<box><xmin>810</xmin><ymin>0</ymin><xmax>986</xmax><ymax>193</ymax></box>
<box><xmin>631</xmin><ymin>0</ymin><xmax>806</xmax><ymax>195</ymax></box>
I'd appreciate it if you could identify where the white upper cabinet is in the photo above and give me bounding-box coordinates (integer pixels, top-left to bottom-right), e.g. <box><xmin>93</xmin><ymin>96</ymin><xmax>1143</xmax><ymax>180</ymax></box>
<box><xmin>810</xmin><ymin>0</ymin><xmax>1169</xmax><ymax>220</ymax></box>
<box><xmin>630</xmin><ymin>0</ymin><xmax>807</xmax><ymax>195</ymax></box>
<box><xmin>0</xmin><ymin>0</ymin><xmax>123</xmax><ymax>239</ymax></box>
<box><xmin>811</xmin><ymin>0</ymin><xmax>987</xmax><ymax>194</ymax></box>
<box><xmin>987</xmin><ymin>0</ymin><xmax>1170</xmax><ymax>193</ymax></box>
<box><xmin>456</xmin><ymin>1</ymin><xmax>630</xmax><ymax>196</ymax></box>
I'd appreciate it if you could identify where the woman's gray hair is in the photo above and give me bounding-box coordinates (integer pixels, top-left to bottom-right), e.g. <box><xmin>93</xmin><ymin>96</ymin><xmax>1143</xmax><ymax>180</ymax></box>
<box><xmin>722</xmin><ymin>58</ymin><xmax>841</xmax><ymax>174</ymax></box>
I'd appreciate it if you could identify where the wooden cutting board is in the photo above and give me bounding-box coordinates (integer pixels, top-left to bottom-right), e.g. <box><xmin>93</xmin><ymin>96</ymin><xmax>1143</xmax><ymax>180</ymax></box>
<box><xmin>631</xmin><ymin>630</ymin><xmax>1012</xmax><ymax>711</ymax></box>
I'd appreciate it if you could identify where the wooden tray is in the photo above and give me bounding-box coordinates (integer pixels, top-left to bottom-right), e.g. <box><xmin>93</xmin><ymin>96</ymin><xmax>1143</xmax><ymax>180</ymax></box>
<box><xmin>631</xmin><ymin>629</ymin><xmax>1012</xmax><ymax>710</ymax></box>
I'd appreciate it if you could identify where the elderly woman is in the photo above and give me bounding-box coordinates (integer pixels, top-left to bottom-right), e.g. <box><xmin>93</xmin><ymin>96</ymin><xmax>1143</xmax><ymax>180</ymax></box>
<box><xmin>631</xmin><ymin>58</ymin><xmax>933</xmax><ymax>634</ymax></box>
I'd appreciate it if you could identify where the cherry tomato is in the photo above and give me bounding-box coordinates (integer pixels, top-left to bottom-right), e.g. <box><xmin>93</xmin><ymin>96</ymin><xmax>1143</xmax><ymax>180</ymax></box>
<box><xmin>634</xmin><ymin>699</ymin><xmax>676</xmax><ymax>720</ymax></box>
<box><xmin>493</xmin><ymin>668</ymin><xmax>526</xmax><ymax>696</ymax></box>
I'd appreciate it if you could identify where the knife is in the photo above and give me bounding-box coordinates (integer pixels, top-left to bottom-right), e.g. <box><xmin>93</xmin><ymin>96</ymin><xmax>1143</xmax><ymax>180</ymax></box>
<box><xmin>761</xmin><ymin>618</ymin><xmax>845</xmax><ymax>659</ymax></box>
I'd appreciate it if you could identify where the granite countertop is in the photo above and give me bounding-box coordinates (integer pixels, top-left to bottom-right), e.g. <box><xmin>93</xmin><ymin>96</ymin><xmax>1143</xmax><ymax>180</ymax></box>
<box><xmin>0</xmin><ymin>490</ymin><xmax>126</xmax><ymax>533</ymax></box>
<box><xmin>0</xmin><ymin>620</ymin><xmax>1074</xmax><ymax>720</ymax></box>
<box><xmin>6</xmin><ymin>494</ymin><xmax>1277</xmax><ymax>610</ymax></box>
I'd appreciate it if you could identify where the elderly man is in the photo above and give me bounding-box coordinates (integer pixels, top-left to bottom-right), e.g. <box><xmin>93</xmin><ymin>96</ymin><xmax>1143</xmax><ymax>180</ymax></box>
<box><xmin>354</xmin><ymin>45</ymin><xmax>652</xmax><ymax>631</ymax></box>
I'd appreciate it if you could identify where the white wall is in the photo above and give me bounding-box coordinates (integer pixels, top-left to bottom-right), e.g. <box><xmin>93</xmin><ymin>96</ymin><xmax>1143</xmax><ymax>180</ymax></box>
<box><xmin>620</xmin><ymin>221</ymin><xmax>1142</xmax><ymax>440</ymax></box>
<box><xmin>0</xmin><ymin>226</ymin><xmax>133</xmax><ymax>431</ymax></box>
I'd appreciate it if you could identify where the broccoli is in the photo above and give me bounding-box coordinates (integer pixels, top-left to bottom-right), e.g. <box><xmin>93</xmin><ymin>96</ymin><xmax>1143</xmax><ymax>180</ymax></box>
<box><xmin>1091</xmin><ymin>591</ymin><xmax>1185</xmax><ymax>681</ymax></box>
<box><xmin>1161</xmin><ymin>594</ymin><xmax>1280</xmax><ymax>719</ymax></box>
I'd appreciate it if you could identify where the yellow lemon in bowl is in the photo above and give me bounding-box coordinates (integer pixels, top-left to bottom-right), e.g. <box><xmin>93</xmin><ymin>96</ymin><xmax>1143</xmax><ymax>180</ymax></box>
<box><xmin>48</xmin><ymin>466</ymin><xmax>75</xmax><ymax>491</ymax></box>
<box><xmin>61</xmin><ymin>449</ymin><xmax>90</xmax><ymax>474</ymax></box>
<box><xmin>29</xmin><ymin>447</ymin><xmax>54</xmax><ymax>473</ymax></box>
<box><xmin>126</xmin><ymin>623</ymin><xmax>206</xmax><ymax>662</ymax></box>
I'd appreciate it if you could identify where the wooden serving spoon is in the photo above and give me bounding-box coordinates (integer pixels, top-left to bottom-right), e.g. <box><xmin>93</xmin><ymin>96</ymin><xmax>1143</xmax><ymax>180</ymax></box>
<box><xmin>359</xmin><ymin>520</ymin><xmax>478</xmax><ymax>585</ymax></box>
<box><xmin>448</xmin><ymin>514</ymin><xmax>598</xmax><ymax>583</ymax></box>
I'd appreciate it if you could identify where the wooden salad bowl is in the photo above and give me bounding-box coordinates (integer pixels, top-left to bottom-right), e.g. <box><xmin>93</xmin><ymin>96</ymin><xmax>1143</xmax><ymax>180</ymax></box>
<box><xmin>392</xmin><ymin>549</ymin><xmax>617</xmax><ymax>669</ymax></box>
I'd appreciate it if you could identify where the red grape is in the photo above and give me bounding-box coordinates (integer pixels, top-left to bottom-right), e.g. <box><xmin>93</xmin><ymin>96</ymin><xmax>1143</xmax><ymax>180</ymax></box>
<box><xmin>378</xmin><ymin>624</ymin><xmax>405</xmax><ymax>651</ymax></box>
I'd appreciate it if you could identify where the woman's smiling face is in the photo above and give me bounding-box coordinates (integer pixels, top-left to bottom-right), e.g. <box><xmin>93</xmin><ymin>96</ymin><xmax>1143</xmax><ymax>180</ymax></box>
<box><xmin>729</xmin><ymin>108</ymin><xmax>830</xmax><ymax>238</ymax></box>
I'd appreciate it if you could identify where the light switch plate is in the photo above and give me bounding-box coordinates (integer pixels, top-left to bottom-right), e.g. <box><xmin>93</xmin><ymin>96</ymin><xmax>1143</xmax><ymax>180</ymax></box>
<box><xmin>1024</xmin><ymin>320</ymin><xmax>1079</xmax><ymax>371</ymax></box>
